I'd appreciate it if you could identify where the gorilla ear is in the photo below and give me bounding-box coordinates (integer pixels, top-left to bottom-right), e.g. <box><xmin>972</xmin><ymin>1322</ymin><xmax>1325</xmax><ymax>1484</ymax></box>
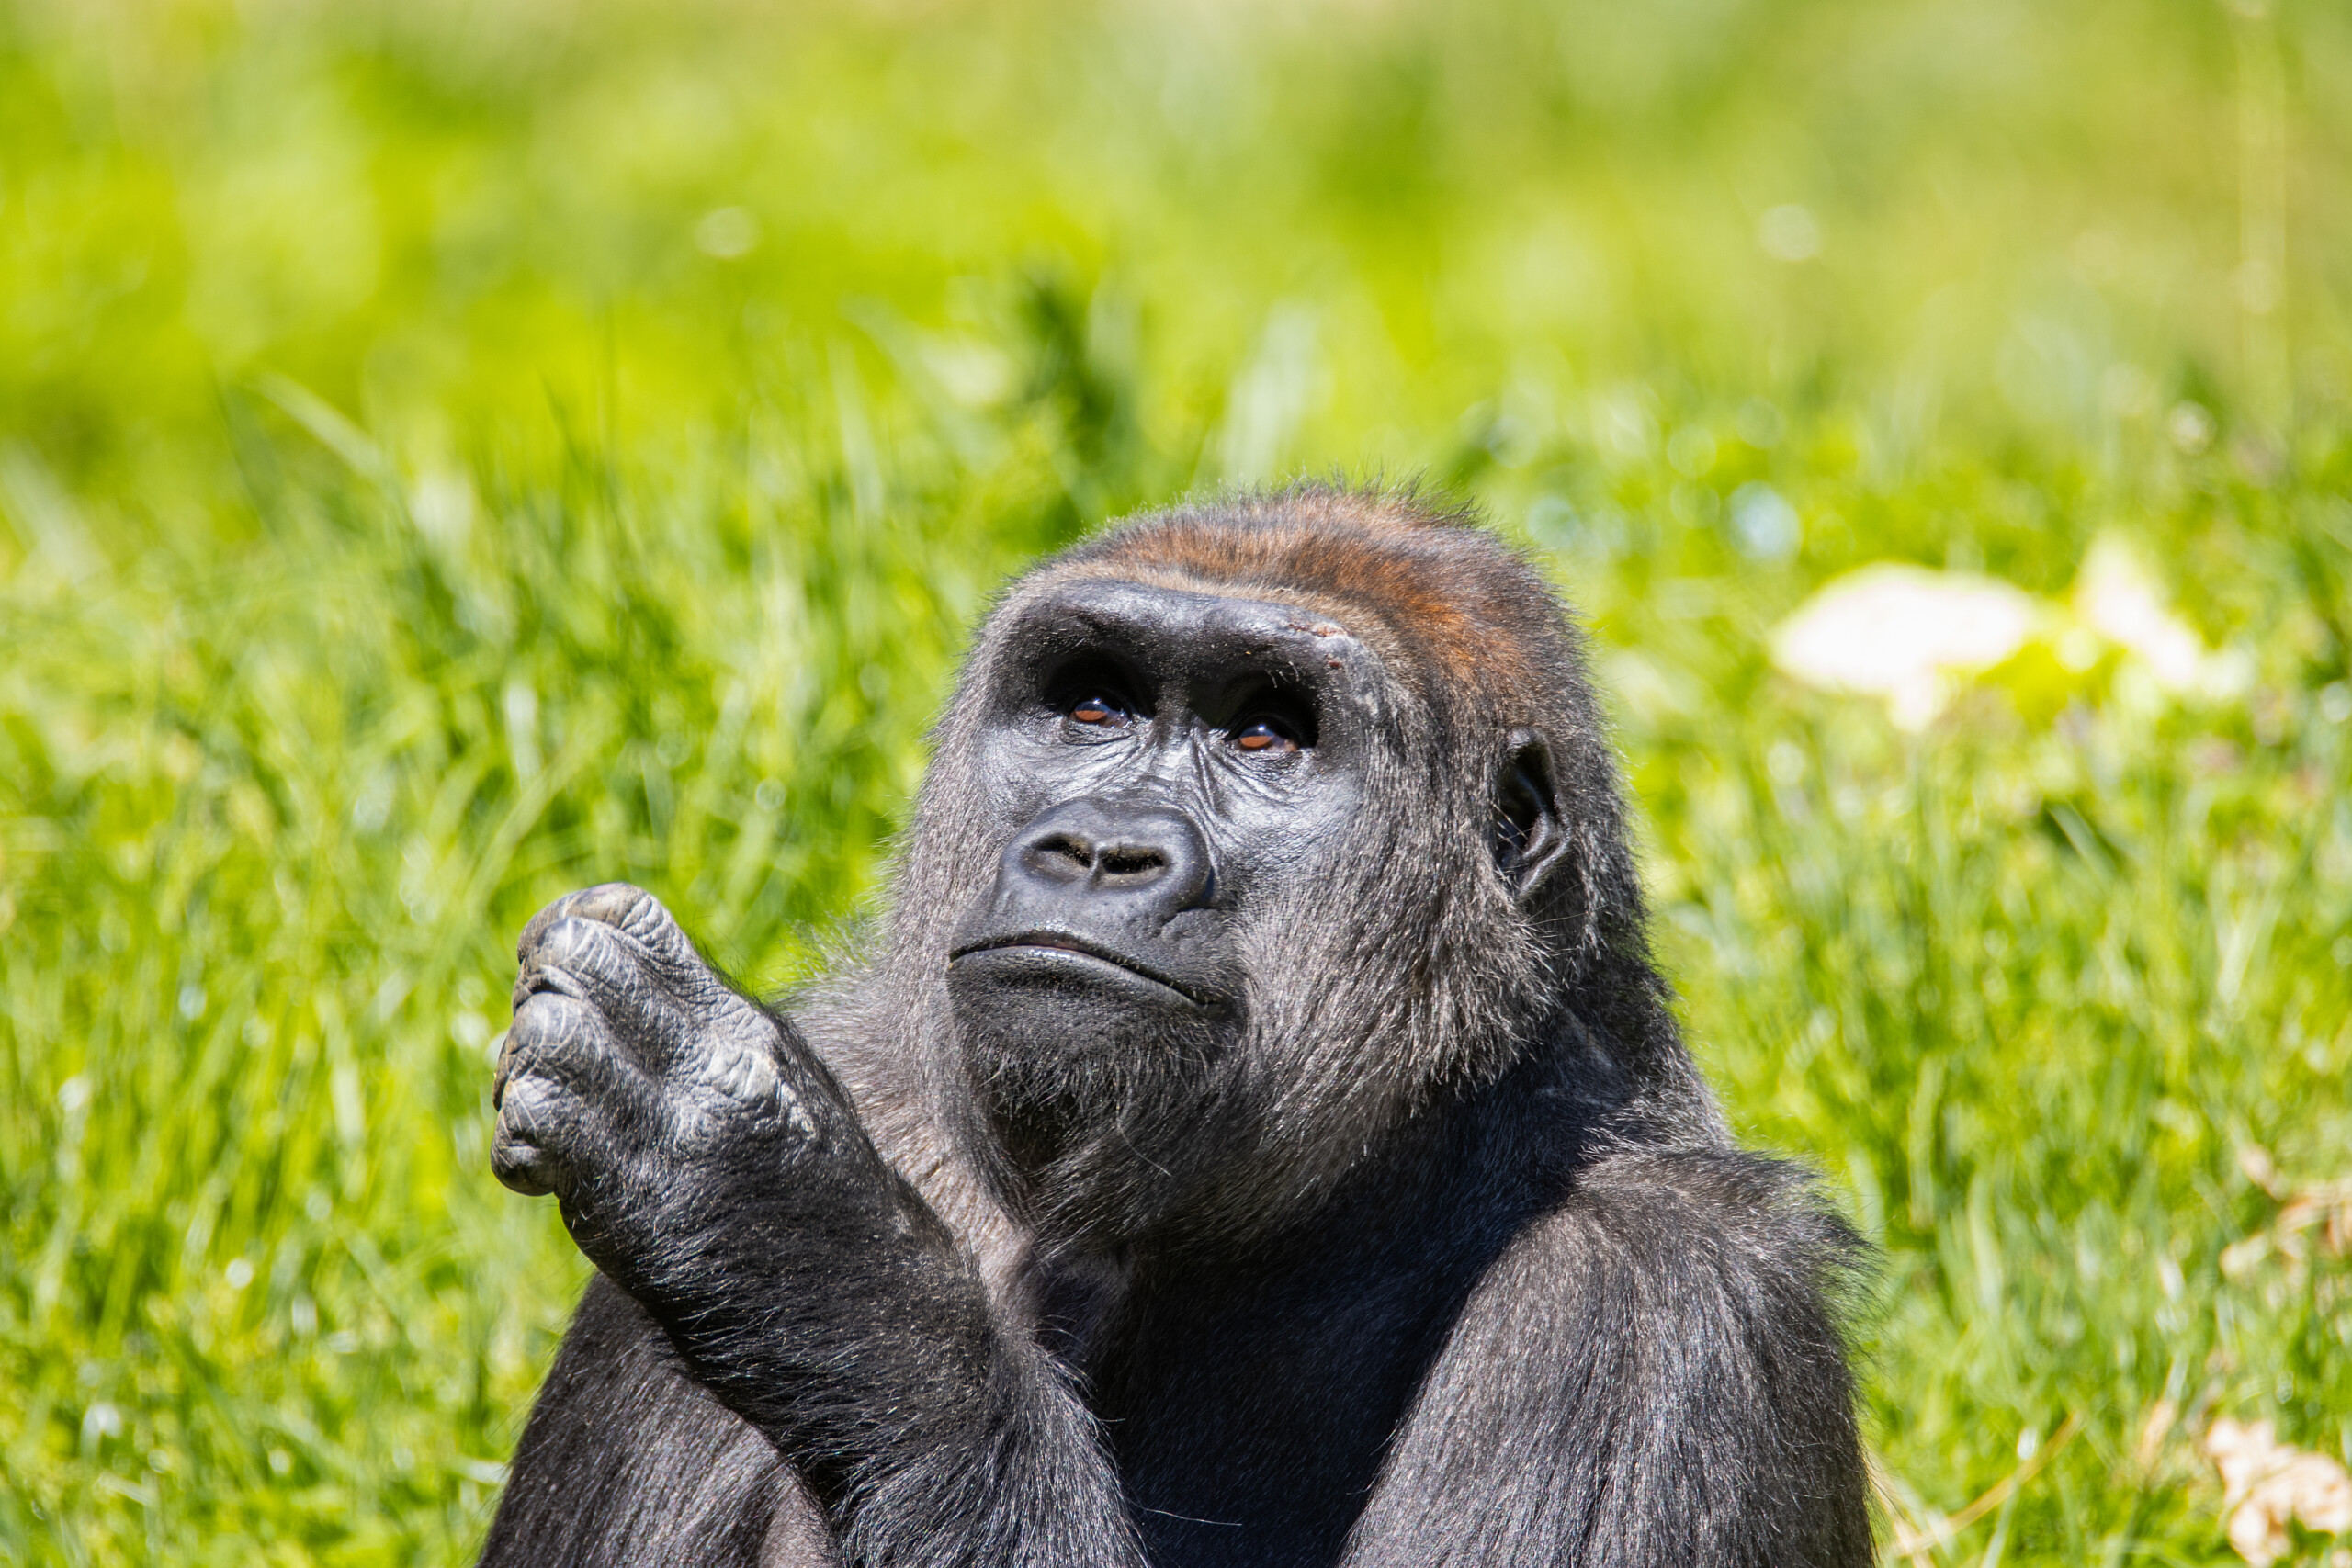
<box><xmin>1491</xmin><ymin>728</ymin><xmax>1566</xmax><ymax>900</ymax></box>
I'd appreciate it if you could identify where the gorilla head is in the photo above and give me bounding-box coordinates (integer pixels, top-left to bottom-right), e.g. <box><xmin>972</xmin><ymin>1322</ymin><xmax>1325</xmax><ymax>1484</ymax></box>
<box><xmin>888</xmin><ymin>487</ymin><xmax>1702</xmax><ymax>1244</ymax></box>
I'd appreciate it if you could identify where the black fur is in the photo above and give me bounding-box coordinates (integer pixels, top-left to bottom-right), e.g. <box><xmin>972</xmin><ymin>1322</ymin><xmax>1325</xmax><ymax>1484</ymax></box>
<box><xmin>478</xmin><ymin>486</ymin><xmax>1872</xmax><ymax>1567</ymax></box>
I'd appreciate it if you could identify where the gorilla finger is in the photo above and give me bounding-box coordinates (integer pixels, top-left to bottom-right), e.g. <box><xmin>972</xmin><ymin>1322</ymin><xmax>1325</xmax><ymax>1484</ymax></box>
<box><xmin>515</xmin><ymin>917</ymin><xmax>691</xmax><ymax>1049</ymax></box>
<box><xmin>490</xmin><ymin>1075</ymin><xmax>569</xmax><ymax>1197</ymax></box>
<box><xmin>574</xmin><ymin>883</ymin><xmax>704</xmax><ymax>976</ymax></box>
<box><xmin>515</xmin><ymin>884</ymin><xmax>648</xmax><ymax>974</ymax></box>
<box><xmin>495</xmin><ymin>992</ymin><xmax>634</xmax><ymax>1110</ymax></box>
<box><xmin>520</xmin><ymin>883</ymin><xmax>699</xmax><ymax>976</ymax></box>
<box><xmin>516</xmin><ymin>887</ymin><xmax>599</xmax><ymax>965</ymax></box>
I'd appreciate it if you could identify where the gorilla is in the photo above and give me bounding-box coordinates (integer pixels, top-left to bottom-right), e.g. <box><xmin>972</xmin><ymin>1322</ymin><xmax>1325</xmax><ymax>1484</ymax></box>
<box><xmin>478</xmin><ymin>487</ymin><xmax>1871</xmax><ymax>1566</ymax></box>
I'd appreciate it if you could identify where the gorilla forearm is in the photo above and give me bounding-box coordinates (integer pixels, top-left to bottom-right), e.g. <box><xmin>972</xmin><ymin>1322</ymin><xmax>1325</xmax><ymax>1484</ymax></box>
<box><xmin>608</xmin><ymin>1179</ymin><xmax>1140</xmax><ymax>1567</ymax></box>
<box><xmin>480</xmin><ymin>1278</ymin><xmax>813</xmax><ymax>1567</ymax></box>
<box><xmin>588</xmin><ymin>1167</ymin><xmax>987</xmax><ymax>1477</ymax></box>
<box><xmin>833</xmin><ymin>1349</ymin><xmax>1143</xmax><ymax>1568</ymax></box>
<box><xmin>482</xmin><ymin>1271</ymin><xmax>1136</xmax><ymax>1568</ymax></box>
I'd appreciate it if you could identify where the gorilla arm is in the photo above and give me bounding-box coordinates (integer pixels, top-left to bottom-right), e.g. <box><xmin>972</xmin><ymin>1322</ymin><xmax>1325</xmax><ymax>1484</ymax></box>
<box><xmin>476</xmin><ymin>1274</ymin><xmax>826</xmax><ymax>1566</ymax></box>
<box><xmin>489</xmin><ymin>885</ymin><xmax>1145</xmax><ymax>1568</ymax></box>
<box><xmin>1340</xmin><ymin>1149</ymin><xmax>1873</xmax><ymax>1568</ymax></box>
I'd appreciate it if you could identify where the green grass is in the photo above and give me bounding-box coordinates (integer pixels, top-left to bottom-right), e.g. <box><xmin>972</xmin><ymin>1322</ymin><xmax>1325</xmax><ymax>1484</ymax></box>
<box><xmin>3</xmin><ymin>0</ymin><xmax>2349</xmax><ymax>1561</ymax></box>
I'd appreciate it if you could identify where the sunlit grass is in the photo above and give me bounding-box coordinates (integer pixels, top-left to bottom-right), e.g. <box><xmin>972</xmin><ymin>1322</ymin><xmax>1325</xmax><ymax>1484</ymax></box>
<box><xmin>2</xmin><ymin>0</ymin><xmax>2349</xmax><ymax>1562</ymax></box>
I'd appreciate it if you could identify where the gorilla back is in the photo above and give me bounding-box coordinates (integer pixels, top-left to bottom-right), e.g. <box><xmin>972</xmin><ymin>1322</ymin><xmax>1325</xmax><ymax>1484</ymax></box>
<box><xmin>480</xmin><ymin>487</ymin><xmax>1871</xmax><ymax>1567</ymax></box>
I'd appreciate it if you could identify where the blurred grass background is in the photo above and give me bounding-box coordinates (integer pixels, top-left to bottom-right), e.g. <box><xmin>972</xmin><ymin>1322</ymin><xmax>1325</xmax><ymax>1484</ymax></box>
<box><xmin>2</xmin><ymin>0</ymin><xmax>2349</xmax><ymax>1561</ymax></box>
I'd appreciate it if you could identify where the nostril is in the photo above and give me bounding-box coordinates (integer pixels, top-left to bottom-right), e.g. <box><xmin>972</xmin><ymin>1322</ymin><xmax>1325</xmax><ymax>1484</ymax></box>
<box><xmin>1098</xmin><ymin>846</ymin><xmax>1167</xmax><ymax>881</ymax></box>
<box><xmin>1027</xmin><ymin>833</ymin><xmax>1096</xmax><ymax>880</ymax></box>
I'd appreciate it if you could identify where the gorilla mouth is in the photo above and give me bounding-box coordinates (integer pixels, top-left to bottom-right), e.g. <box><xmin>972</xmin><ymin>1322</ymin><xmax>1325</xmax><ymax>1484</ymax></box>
<box><xmin>947</xmin><ymin>931</ymin><xmax>1216</xmax><ymax>1007</ymax></box>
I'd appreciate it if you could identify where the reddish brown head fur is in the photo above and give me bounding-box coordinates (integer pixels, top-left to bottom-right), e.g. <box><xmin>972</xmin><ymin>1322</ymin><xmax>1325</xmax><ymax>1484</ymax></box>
<box><xmin>1040</xmin><ymin>484</ymin><xmax>1576</xmax><ymax>728</ymax></box>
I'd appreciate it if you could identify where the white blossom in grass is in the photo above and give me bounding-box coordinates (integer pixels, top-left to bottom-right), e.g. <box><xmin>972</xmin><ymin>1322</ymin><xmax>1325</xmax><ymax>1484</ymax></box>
<box><xmin>1769</xmin><ymin>563</ymin><xmax>2040</xmax><ymax>730</ymax></box>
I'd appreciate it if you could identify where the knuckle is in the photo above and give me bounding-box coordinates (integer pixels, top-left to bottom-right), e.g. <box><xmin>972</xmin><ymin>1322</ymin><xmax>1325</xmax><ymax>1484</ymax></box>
<box><xmin>494</xmin><ymin>1015</ymin><xmax>552</xmax><ymax>1106</ymax></box>
<box><xmin>620</xmin><ymin>893</ymin><xmax>678</xmax><ymax>942</ymax></box>
<box><xmin>536</xmin><ymin>914</ymin><xmax>674</xmax><ymax>999</ymax></box>
<box><xmin>573</xmin><ymin>882</ymin><xmax>651</xmax><ymax>929</ymax></box>
<box><xmin>498</xmin><ymin>1073</ymin><xmax>554</xmax><ymax>1130</ymax></box>
<box><xmin>575</xmin><ymin>882</ymin><xmax>691</xmax><ymax>961</ymax></box>
<box><xmin>490</xmin><ymin>1112</ymin><xmax>535</xmax><ymax>1162</ymax></box>
<box><xmin>517</xmin><ymin>883</ymin><xmax>649</xmax><ymax>961</ymax></box>
<box><xmin>506</xmin><ymin>996</ymin><xmax>643</xmax><ymax>1101</ymax></box>
<box><xmin>509</xmin><ymin>990</ymin><xmax>592</xmax><ymax>1049</ymax></box>
<box><xmin>542</xmin><ymin>915</ymin><xmax>613</xmax><ymax>967</ymax></box>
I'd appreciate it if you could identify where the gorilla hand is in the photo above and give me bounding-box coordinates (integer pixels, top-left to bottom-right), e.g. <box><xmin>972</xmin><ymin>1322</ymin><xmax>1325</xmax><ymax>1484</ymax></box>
<box><xmin>492</xmin><ymin>884</ymin><xmax>933</xmax><ymax>1316</ymax></box>
<box><xmin>493</xmin><ymin>884</ymin><xmax>834</xmax><ymax>1249</ymax></box>
<box><xmin>488</xmin><ymin>884</ymin><xmax>1037</xmax><ymax>1517</ymax></box>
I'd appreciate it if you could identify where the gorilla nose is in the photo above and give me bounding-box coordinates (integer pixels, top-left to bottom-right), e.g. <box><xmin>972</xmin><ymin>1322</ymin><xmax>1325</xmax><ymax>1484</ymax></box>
<box><xmin>1009</xmin><ymin>800</ymin><xmax>1212</xmax><ymax>913</ymax></box>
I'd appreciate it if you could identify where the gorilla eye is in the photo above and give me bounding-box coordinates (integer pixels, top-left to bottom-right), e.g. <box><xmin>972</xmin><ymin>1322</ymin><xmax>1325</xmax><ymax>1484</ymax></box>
<box><xmin>1068</xmin><ymin>695</ymin><xmax>1129</xmax><ymax>728</ymax></box>
<box><xmin>1232</xmin><ymin>718</ymin><xmax>1299</xmax><ymax>754</ymax></box>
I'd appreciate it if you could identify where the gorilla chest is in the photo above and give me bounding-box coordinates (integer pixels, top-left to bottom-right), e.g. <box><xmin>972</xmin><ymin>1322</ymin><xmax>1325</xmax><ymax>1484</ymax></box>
<box><xmin>1085</xmin><ymin>1269</ymin><xmax>1452</xmax><ymax>1566</ymax></box>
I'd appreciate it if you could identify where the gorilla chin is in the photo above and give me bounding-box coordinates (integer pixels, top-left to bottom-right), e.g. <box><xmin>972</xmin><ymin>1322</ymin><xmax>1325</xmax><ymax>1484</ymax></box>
<box><xmin>945</xmin><ymin>938</ymin><xmax>1237</xmax><ymax>1195</ymax></box>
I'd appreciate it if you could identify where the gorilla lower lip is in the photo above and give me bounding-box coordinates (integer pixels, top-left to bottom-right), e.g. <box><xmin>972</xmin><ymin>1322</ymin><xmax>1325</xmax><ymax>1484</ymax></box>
<box><xmin>948</xmin><ymin>933</ymin><xmax>1213</xmax><ymax>1006</ymax></box>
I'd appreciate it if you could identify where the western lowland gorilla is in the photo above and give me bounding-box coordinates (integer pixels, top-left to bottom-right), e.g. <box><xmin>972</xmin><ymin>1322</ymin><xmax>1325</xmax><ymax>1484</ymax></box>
<box><xmin>479</xmin><ymin>486</ymin><xmax>1871</xmax><ymax>1566</ymax></box>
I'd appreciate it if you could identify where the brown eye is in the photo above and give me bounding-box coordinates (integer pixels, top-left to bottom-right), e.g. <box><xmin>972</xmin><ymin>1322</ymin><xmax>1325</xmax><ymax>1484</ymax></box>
<box><xmin>1234</xmin><ymin>720</ymin><xmax>1297</xmax><ymax>754</ymax></box>
<box><xmin>1069</xmin><ymin>695</ymin><xmax>1126</xmax><ymax>727</ymax></box>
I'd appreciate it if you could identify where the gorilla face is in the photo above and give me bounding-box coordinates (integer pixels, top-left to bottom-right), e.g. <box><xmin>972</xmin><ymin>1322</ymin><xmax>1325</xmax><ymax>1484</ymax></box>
<box><xmin>945</xmin><ymin>579</ymin><xmax>1382</xmax><ymax>1182</ymax></box>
